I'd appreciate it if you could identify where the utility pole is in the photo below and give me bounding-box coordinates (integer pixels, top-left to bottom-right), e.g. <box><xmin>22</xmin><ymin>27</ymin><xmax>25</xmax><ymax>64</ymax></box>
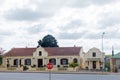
<box><xmin>102</xmin><ymin>32</ymin><xmax>105</xmax><ymax>53</ymax></box>
<box><xmin>101</xmin><ymin>32</ymin><xmax>105</xmax><ymax>72</ymax></box>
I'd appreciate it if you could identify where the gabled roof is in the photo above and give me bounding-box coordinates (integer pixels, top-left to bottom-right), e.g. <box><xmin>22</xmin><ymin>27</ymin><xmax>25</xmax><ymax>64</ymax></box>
<box><xmin>111</xmin><ymin>52</ymin><xmax>120</xmax><ymax>58</ymax></box>
<box><xmin>44</xmin><ymin>47</ymin><xmax>81</xmax><ymax>56</ymax></box>
<box><xmin>4</xmin><ymin>47</ymin><xmax>82</xmax><ymax>57</ymax></box>
<box><xmin>4</xmin><ymin>48</ymin><xmax>36</xmax><ymax>57</ymax></box>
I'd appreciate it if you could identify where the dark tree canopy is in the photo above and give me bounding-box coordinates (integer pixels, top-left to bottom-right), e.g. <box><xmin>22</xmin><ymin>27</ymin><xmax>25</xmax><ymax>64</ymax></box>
<box><xmin>38</xmin><ymin>34</ymin><xmax>59</xmax><ymax>47</ymax></box>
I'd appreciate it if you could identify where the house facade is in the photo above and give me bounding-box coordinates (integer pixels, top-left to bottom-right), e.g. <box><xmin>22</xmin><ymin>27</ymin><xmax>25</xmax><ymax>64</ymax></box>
<box><xmin>83</xmin><ymin>47</ymin><xmax>105</xmax><ymax>70</ymax></box>
<box><xmin>110</xmin><ymin>52</ymin><xmax>120</xmax><ymax>72</ymax></box>
<box><xmin>3</xmin><ymin>47</ymin><xmax>83</xmax><ymax>71</ymax></box>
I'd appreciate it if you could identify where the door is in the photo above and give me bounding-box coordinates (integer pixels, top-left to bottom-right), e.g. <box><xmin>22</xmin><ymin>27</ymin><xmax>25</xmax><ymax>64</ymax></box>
<box><xmin>38</xmin><ymin>59</ymin><xmax>43</xmax><ymax>67</ymax></box>
<box><xmin>93</xmin><ymin>61</ymin><xmax>96</xmax><ymax>69</ymax></box>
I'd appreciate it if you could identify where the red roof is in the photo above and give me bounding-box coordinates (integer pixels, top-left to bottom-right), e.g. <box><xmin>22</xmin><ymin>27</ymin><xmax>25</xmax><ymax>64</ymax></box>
<box><xmin>4</xmin><ymin>47</ymin><xmax>82</xmax><ymax>57</ymax></box>
<box><xmin>44</xmin><ymin>47</ymin><xmax>81</xmax><ymax>56</ymax></box>
<box><xmin>4</xmin><ymin>48</ymin><xmax>36</xmax><ymax>57</ymax></box>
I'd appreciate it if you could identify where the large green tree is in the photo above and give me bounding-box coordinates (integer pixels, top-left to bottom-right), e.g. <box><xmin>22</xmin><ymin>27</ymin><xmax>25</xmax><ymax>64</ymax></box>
<box><xmin>38</xmin><ymin>34</ymin><xmax>59</xmax><ymax>47</ymax></box>
<box><xmin>0</xmin><ymin>48</ymin><xmax>5</xmax><ymax>65</ymax></box>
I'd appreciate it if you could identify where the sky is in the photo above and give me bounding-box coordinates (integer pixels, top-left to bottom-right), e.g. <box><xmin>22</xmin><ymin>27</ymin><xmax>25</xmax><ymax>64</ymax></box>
<box><xmin>0</xmin><ymin>0</ymin><xmax>120</xmax><ymax>54</ymax></box>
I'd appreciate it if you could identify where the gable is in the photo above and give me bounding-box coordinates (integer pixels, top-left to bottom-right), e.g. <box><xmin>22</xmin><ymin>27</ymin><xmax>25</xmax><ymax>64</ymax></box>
<box><xmin>33</xmin><ymin>47</ymin><xmax>48</xmax><ymax>57</ymax></box>
<box><xmin>4</xmin><ymin>47</ymin><xmax>82</xmax><ymax>57</ymax></box>
<box><xmin>85</xmin><ymin>47</ymin><xmax>103</xmax><ymax>58</ymax></box>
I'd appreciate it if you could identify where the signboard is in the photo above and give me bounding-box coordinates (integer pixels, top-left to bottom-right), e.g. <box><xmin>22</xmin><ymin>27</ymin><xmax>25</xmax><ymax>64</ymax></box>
<box><xmin>47</xmin><ymin>63</ymin><xmax>53</xmax><ymax>69</ymax></box>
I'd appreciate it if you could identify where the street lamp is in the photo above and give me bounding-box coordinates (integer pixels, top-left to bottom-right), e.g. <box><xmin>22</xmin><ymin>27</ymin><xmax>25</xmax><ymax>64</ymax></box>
<box><xmin>102</xmin><ymin>32</ymin><xmax>105</xmax><ymax>53</ymax></box>
<box><xmin>101</xmin><ymin>32</ymin><xmax>105</xmax><ymax>71</ymax></box>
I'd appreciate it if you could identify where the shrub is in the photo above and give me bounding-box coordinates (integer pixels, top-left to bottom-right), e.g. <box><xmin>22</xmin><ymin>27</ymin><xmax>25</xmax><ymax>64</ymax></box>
<box><xmin>31</xmin><ymin>65</ymin><xmax>36</xmax><ymax>68</ymax></box>
<box><xmin>69</xmin><ymin>62</ymin><xmax>78</xmax><ymax>68</ymax></box>
<box><xmin>23</xmin><ymin>66</ymin><xmax>29</xmax><ymax>71</ymax></box>
<box><xmin>57</xmin><ymin>65</ymin><xmax>60</xmax><ymax>68</ymax></box>
<box><xmin>58</xmin><ymin>67</ymin><xmax>67</xmax><ymax>70</ymax></box>
<box><xmin>37</xmin><ymin>67</ymin><xmax>45</xmax><ymax>70</ymax></box>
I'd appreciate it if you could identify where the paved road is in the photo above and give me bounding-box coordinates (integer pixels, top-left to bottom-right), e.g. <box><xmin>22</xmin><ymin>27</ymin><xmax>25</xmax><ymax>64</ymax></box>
<box><xmin>0</xmin><ymin>72</ymin><xmax>120</xmax><ymax>80</ymax></box>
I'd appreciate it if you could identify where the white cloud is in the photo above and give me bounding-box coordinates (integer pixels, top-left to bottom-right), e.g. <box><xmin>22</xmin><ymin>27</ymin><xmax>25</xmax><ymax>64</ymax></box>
<box><xmin>0</xmin><ymin>0</ymin><xmax>120</xmax><ymax>54</ymax></box>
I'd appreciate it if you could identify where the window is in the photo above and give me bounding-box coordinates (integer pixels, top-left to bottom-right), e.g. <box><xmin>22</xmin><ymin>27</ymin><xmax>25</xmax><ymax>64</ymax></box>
<box><xmin>14</xmin><ymin>59</ymin><xmax>18</xmax><ymax>65</ymax></box>
<box><xmin>93</xmin><ymin>52</ymin><xmax>96</xmax><ymax>57</ymax></box>
<box><xmin>73</xmin><ymin>58</ymin><xmax>78</xmax><ymax>63</ymax></box>
<box><xmin>25</xmin><ymin>59</ymin><xmax>31</xmax><ymax>65</ymax></box>
<box><xmin>49</xmin><ymin>58</ymin><xmax>56</xmax><ymax>65</ymax></box>
<box><xmin>61</xmin><ymin>58</ymin><xmax>68</xmax><ymax>65</ymax></box>
<box><xmin>39</xmin><ymin>51</ymin><xmax>42</xmax><ymax>56</ymax></box>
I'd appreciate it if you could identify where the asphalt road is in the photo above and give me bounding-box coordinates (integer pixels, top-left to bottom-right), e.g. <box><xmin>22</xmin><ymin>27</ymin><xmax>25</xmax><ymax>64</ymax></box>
<box><xmin>0</xmin><ymin>72</ymin><xmax>120</xmax><ymax>80</ymax></box>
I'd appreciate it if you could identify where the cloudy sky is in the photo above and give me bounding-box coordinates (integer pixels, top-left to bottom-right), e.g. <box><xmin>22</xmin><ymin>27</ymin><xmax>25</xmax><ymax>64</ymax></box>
<box><xmin>0</xmin><ymin>0</ymin><xmax>120</xmax><ymax>54</ymax></box>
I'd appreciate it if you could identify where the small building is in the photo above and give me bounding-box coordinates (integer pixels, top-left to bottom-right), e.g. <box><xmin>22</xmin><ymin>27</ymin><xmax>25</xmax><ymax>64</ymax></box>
<box><xmin>110</xmin><ymin>52</ymin><xmax>120</xmax><ymax>72</ymax></box>
<box><xmin>2</xmin><ymin>47</ymin><xmax>83</xmax><ymax>71</ymax></box>
<box><xmin>83</xmin><ymin>47</ymin><xmax>105</xmax><ymax>70</ymax></box>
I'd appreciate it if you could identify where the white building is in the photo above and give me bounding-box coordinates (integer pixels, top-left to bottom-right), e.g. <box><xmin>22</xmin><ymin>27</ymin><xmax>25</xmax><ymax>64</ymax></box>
<box><xmin>83</xmin><ymin>47</ymin><xmax>105</xmax><ymax>70</ymax></box>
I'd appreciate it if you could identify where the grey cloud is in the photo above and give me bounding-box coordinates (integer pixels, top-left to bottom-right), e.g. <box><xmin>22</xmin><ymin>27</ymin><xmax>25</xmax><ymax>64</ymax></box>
<box><xmin>58</xmin><ymin>32</ymin><xmax>83</xmax><ymax>39</ymax></box>
<box><xmin>0</xmin><ymin>30</ymin><xmax>14</xmax><ymax>43</ymax></box>
<box><xmin>0</xmin><ymin>0</ymin><xmax>6</xmax><ymax>5</ymax></box>
<box><xmin>66</xmin><ymin>0</ymin><xmax>119</xmax><ymax>8</ymax></box>
<box><xmin>31</xmin><ymin>0</ymin><xmax>66</xmax><ymax>10</ymax></box>
<box><xmin>26</xmin><ymin>24</ymin><xmax>45</xmax><ymax>34</ymax></box>
<box><xmin>104</xmin><ymin>31</ymin><xmax>120</xmax><ymax>39</ymax></box>
<box><xmin>83</xmin><ymin>31</ymin><xmax>120</xmax><ymax>39</ymax></box>
<box><xmin>61</xmin><ymin>19</ymin><xmax>83</xmax><ymax>30</ymax></box>
<box><xmin>83</xmin><ymin>32</ymin><xmax>101</xmax><ymax>39</ymax></box>
<box><xmin>98</xmin><ymin>12</ymin><xmax>120</xmax><ymax>29</ymax></box>
<box><xmin>29</xmin><ymin>0</ymin><xmax>66</xmax><ymax>17</ymax></box>
<box><xmin>82</xmin><ymin>31</ymin><xmax>120</xmax><ymax>39</ymax></box>
<box><xmin>31</xmin><ymin>0</ymin><xmax>119</xmax><ymax>9</ymax></box>
<box><xmin>91</xmin><ymin>0</ymin><xmax>119</xmax><ymax>5</ymax></box>
<box><xmin>0</xmin><ymin>30</ymin><xmax>14</xmax><ymax>36</ymax></box>
<box><xmin>4</xmin><ymin>8</ymin><xmax>53</xmax><ymax>21</ymax></box>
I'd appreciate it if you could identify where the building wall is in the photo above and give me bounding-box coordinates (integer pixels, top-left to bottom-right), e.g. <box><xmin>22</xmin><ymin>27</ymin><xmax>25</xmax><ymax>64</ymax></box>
<box><xmin>83</xmin><ymin>47</ymin><xmax>105</xmax><ymax>70</ymax></box>
<box><xmin>33</xmin><ymin>47</ymin><xmax>48</xmax><ymax>57</ymax></box>
<box><xmin>3</xmin><ymin>47</ymin><xmax>107</xmax><ymax>71</ymax></box>
<box><xmin>110</xmin><ymin>58</ymin><xmax>120</xmax><ymax>72</ymax></box>
<box><xmin>2</xmin><ymin>47</ymin><xmax>82</xmax><ymax>71</ymax></box>
<box><xmin>116</xmin><ymin>59</ymin><xmax>120</xmax><ymax>68</ymax></box>
<box><xmin>3</xmin><ymin>56</ymin><xmax>80</xmax><ymax>69</ymax></box>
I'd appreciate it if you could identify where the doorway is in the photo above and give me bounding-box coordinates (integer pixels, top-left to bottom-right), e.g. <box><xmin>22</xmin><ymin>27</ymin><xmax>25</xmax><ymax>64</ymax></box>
<box><xmin>93</xmin><ymin>61</ymin><xmax>96</xmax><ymax>69</ymax></box>
<box><xmin>38</xmin><ymin>59</ymin><xmax>43</xmax><ymax>67</ymax></box>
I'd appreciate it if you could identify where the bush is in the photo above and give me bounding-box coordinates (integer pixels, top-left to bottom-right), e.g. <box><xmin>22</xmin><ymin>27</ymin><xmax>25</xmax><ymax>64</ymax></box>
<box><xmin>69</xmin><ymin>62</ymin><xmax>78</xmax><ymax>68</ymax></box>
<box><xmin>37</xmin><ymin>67</ymin><xmax>45</xmax><ymax>70</ymax></box>
<box><xmin>105</xmin><ymin>62</ymin><xmax>110</xmax><ymax>71</ymax></box>
<box><xmin>23</xmin><ymin>66</ymin><xmax>29</xmax><ymax>71</ymax></box>
<box><xmin>58</xmin><ymin>67</ymin><xmax>67</xmax><ymax>70</ymax></box>
<box><xmin>57</xmin><ymin>65</ymin><xmax>60</xmax><ymax>68</ymax></box>
<box><xmin>63</xmin><ymin>65</ymin><xmax>68</xmax><ymax>68</ymax></box>
<box><xmin>44</xmin><ymin>65</ymin><xmax>46</xmax><ymax>67</ymax></box>
<box><xmin>20</xmin><ymin>65</ymin><xmax>23</xmax><ymax>67</ymax></box>
<box><xmin>31</xmin><ymin>65</ymin><xmax>36</xmax><ymax>68</ymax></box>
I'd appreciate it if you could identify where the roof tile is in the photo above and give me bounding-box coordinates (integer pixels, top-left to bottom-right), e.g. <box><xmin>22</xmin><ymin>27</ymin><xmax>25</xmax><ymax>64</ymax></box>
<box><xmin>4</xmin><ymin>47</ymin><xmax>82</xmax><ymax>57</ymax></box>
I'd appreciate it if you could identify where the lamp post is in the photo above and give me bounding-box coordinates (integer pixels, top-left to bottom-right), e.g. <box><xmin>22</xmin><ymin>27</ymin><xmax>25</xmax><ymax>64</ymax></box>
<box><xmin>102</xmin><ymin>32</ymin><xmax>105</xmax><ymax>53</ymax></box>
<box><xmin>102</xmin><ymin>32</ymin><xmax>105</xmax><ymax>71</ymax></box>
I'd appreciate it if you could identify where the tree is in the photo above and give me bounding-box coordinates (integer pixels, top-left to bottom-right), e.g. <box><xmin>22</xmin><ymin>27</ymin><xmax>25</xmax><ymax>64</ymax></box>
<box><xmin>38</xmin><ymin>34</ymin><xmax>59</xmax><ymax>47</ymax></box>
<box><xmin>0</xmin><ymin>48</ymin><xmax>5</xmax><ymax>65</ymax></box>
<box><xmin>0</xmin><ymin>56</ymin><xmax>2</xmax><ymax>65</ymax></box>
<box><xmin>105</xmin><ymin>62</ymin><xmax>110</xmax><ymax>71</ymax></box>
